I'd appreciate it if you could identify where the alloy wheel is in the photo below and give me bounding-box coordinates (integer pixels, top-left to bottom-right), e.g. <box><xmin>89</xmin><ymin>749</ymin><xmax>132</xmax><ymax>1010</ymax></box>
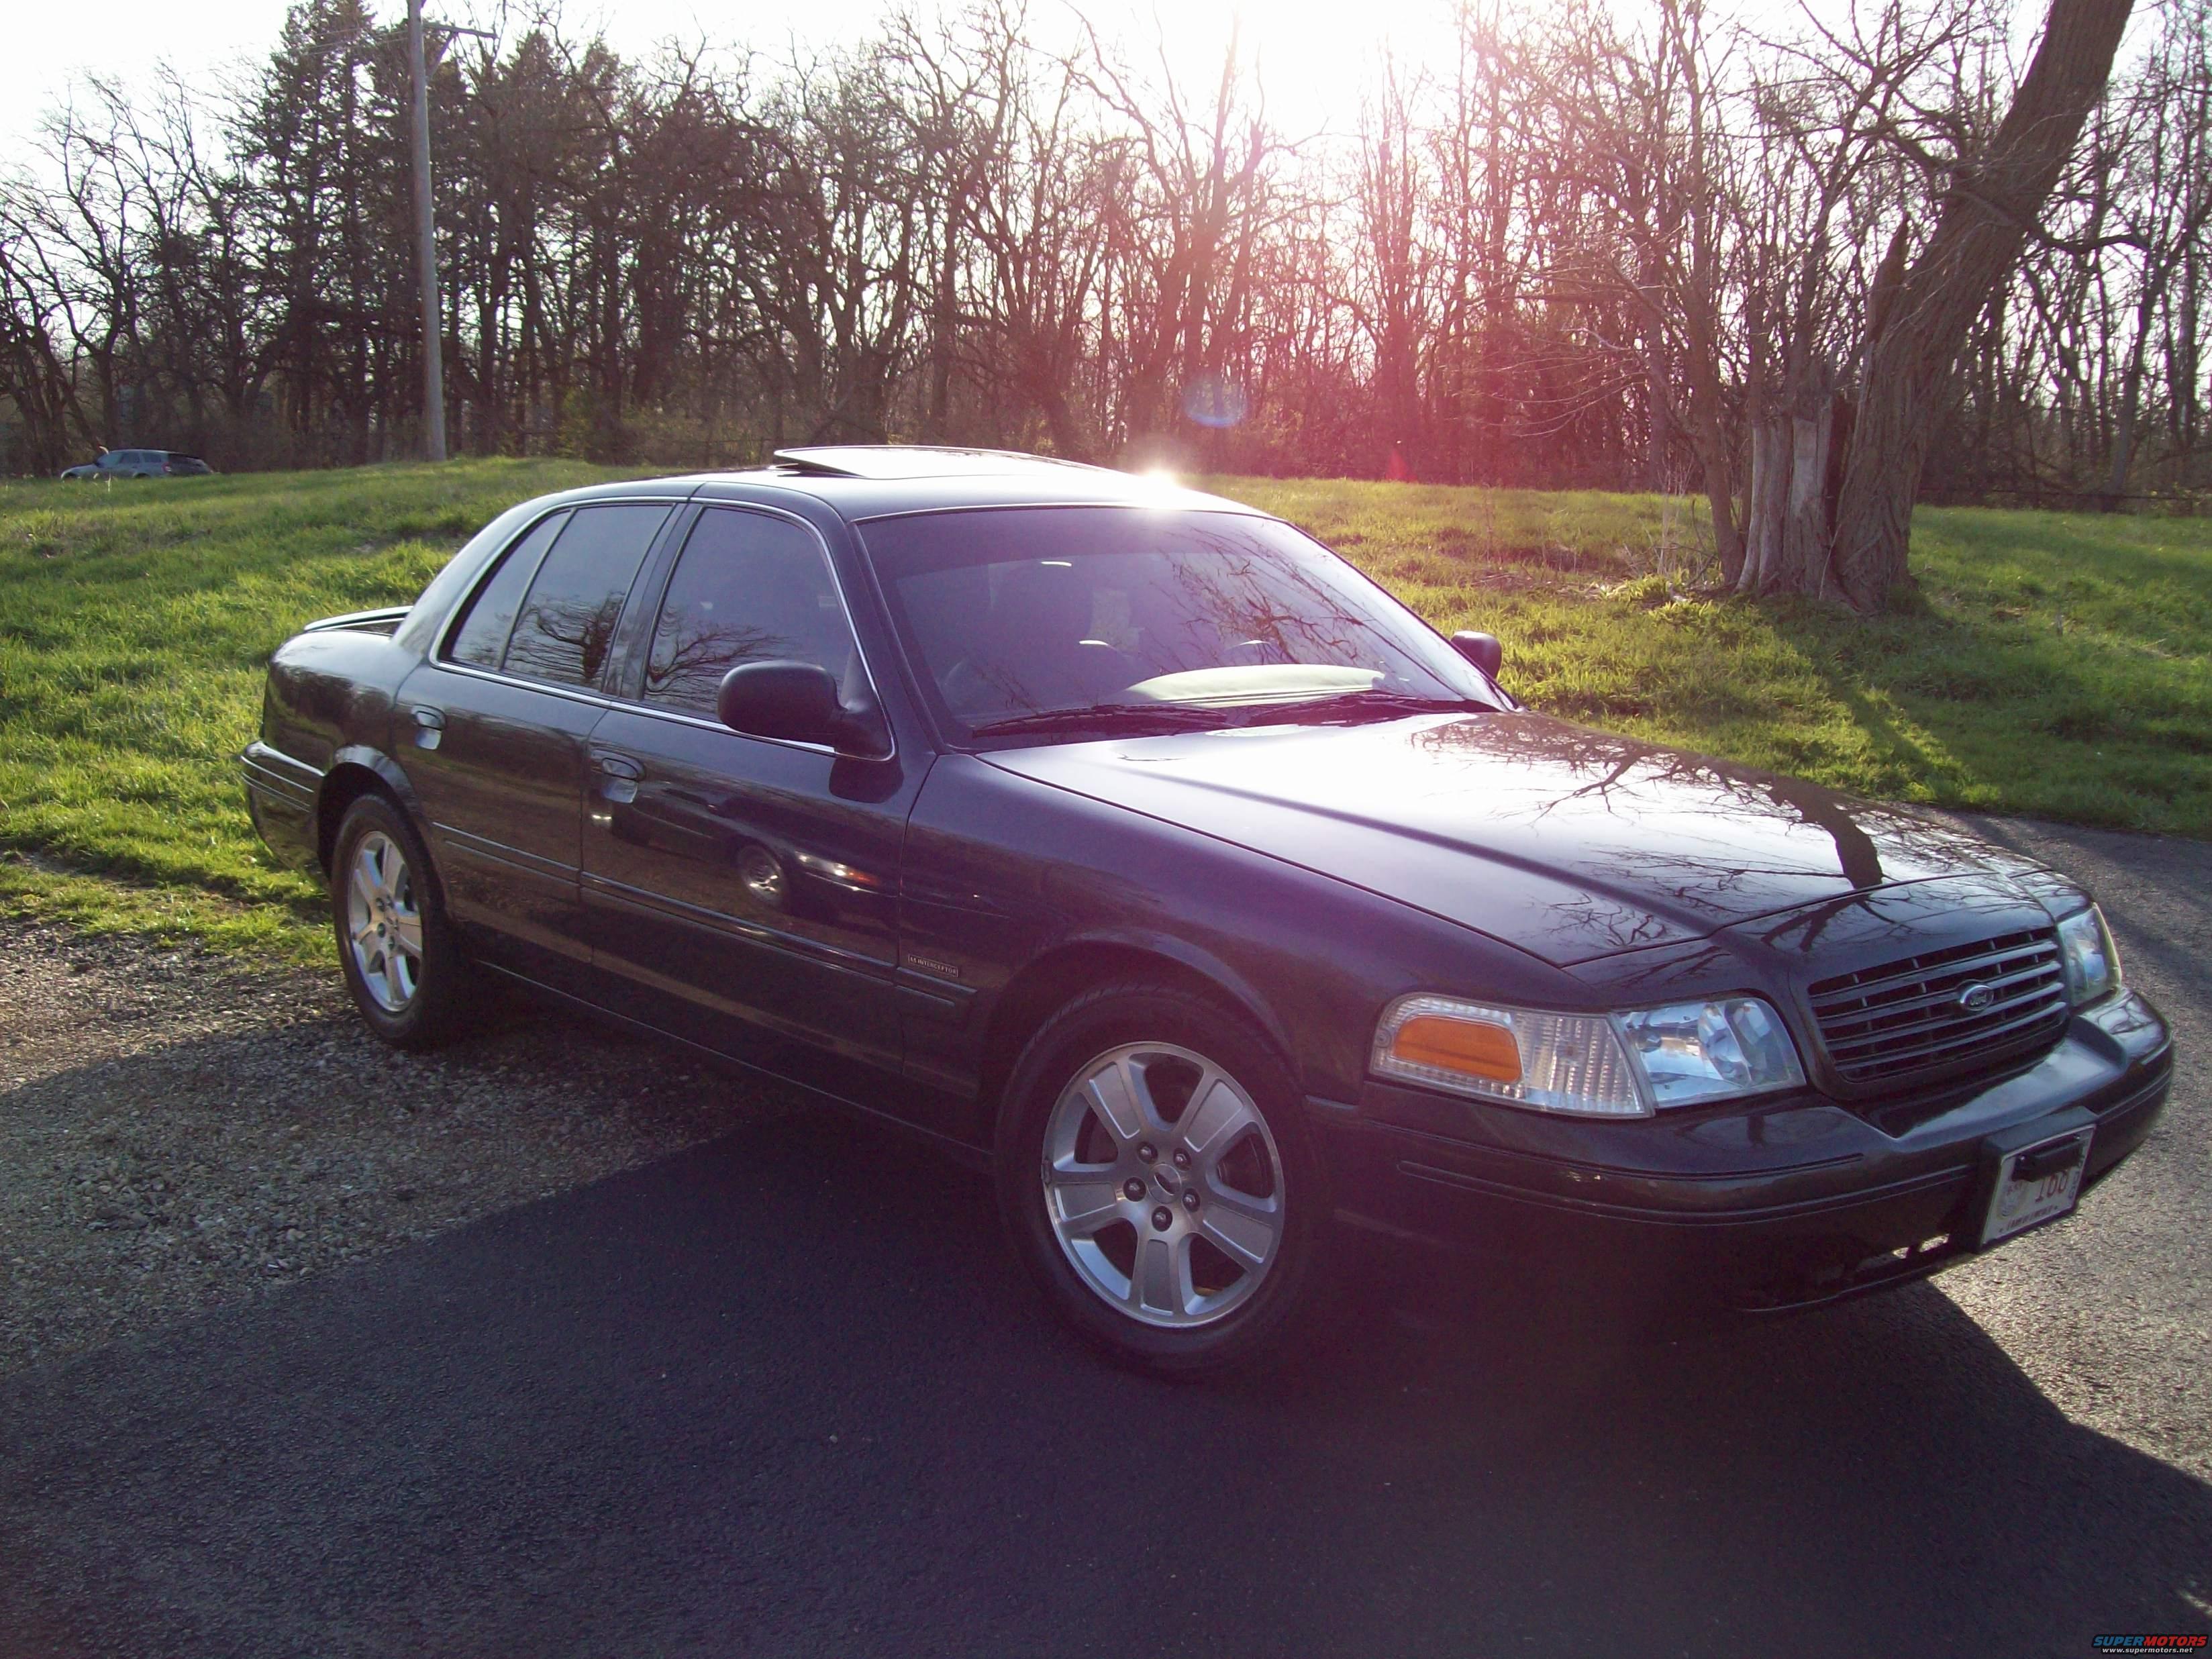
<box><xmin>1040</xmin><ymin>1041</ymin><xmax>1286</xmax><ymax>1327</ymax></box>
<box><xmin>345</xmin><ymin>830</ymin><xmax>424</xmax><ymax>1012</ymax></box>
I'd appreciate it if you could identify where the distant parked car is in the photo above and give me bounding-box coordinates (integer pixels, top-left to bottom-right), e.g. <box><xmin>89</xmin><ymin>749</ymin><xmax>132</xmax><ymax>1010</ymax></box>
<box><xmin>59</xmin><ymin>449</ymin><xmax>215</xmax><ymax>480</ymax></box>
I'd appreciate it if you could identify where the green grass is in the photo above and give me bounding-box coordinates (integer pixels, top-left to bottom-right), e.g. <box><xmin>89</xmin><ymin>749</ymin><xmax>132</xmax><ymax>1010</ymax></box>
<box><xmin>0</xmin><ymin>460</ymin><xmax>638</xmax><ymax>957</ymax></box>
<box><xmin>1215</xmin><ymin>477</ymin><xmax>2212</xmax><ymax>838</ymax></box>
<box><xmin>3</xmin><ymin>462</ymin><xmax>2207</xmax><ymax>959</ymax></box>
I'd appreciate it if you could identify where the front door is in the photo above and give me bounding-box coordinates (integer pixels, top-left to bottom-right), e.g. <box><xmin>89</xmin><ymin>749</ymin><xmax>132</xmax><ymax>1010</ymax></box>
<box><xmin>395</xmin><ymin>501</ymin><xmax>674</xmax><ymax>985</ymax></box>
<box><xmin>580</xmin><ymin>505</ymin><xmax>920</xmax><ymax>1103</ymax></box>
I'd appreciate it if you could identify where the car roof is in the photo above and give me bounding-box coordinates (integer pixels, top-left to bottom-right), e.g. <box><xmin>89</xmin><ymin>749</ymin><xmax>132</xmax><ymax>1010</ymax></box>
<box><xmin>658</xmin><ymin>445</ymin><xmax>1256</xmax><ymax>522</ymax></box>
<box><xmin>770</xmin><ymin>445</ymin><xmax>1109</xmax><ymax>481</ymax></box>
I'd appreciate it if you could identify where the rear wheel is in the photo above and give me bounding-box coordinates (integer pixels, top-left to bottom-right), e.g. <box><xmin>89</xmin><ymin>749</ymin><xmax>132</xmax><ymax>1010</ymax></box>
<box><xmin>996</xmin><ymin>982</ymin><xmax>1325</xmax><ymax>1376</ymax></box>
<box><xmin>330</xmin><ymin>794</ymin><xmax>475</xmax><ymax>1050</ymax></box>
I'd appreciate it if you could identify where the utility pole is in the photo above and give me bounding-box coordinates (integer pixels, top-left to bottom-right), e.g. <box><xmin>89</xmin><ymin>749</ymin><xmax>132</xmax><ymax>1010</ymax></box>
<box><xmin>407</xmin><ymin>0</ymin><xmax>445</xmax><ymax>462</ymax></box>
<box><xmin>407</xmin><ymin>5</ymin><xmax>492</xmax><ymax>463</ymax></box>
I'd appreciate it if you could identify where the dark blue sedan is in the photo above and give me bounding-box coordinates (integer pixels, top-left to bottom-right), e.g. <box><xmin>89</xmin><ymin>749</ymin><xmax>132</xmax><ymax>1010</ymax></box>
<box><xmin>242</xmin><ymin>448</ymin><xmax>2172</xmax><ymax>1373</ymax></box>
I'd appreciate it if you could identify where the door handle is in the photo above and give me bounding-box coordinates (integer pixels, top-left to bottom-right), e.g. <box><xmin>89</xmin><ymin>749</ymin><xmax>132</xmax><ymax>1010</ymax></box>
<box><xmin>411</xmin><ymin>706</ymin><xmax>445</xmax><ymax>750</ymax></box>
<box><xmin>595</xmin><ymin>752</ymin><xmax>643</xmax><ymax>803</ymax></box>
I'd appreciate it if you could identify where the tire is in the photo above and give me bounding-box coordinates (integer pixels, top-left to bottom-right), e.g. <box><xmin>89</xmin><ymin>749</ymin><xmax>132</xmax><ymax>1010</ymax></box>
<box><xmin>995</xmin><ymin>981</ymin><xmax>1327</xmax><ymax>1376</ymax></box>
<box><xmin>330</xmin><ymin>793</ymin><xmax>476</xmax><ymax>1050</ymax></box>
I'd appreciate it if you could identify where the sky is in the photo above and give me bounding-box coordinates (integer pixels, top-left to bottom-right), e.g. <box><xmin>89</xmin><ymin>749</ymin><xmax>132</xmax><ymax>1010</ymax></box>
<box><xmin>0</xmin><ymin>0</ymin><xmax>1498</xmax><ymax>150</ymax></box>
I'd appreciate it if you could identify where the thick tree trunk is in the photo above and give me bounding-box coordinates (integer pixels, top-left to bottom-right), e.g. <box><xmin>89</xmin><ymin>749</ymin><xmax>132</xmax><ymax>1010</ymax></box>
<box><xmin>1740</xmin><ymin>417</ymin><xmax>1784</xmax><ymax>594</ymax></box>
<box><xmin>1742</xmin><ymin>399</ymin><xmax>1836</xmax><ymax>596</ymax></box>
<box><xmin>1780</xmin><ymin>397</ymin><xmax>1834</xmax><ymax>593</ymax></box>
<box><xmin>1830</xmin><ymin>0</ymin><xmax>2135</xmax><ymax>609</ymax></box>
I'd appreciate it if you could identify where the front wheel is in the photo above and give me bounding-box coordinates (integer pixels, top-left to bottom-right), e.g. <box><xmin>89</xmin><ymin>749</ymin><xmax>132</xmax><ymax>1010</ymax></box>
<box><xmin>995</xmin><ymin>982</ymin><xmax>1327</xmax><ymax>1376</ymax></box>
<box><xmin>330</xmin><ymin>793</ymin><xmax>475</xmax><ymax>1050</ymax></box>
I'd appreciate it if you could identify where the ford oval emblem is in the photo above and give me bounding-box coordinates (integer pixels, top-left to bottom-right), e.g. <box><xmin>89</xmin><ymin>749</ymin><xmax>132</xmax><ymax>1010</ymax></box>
<box><xmin>1957</xmin><ymin>982</ymin><xmax>1997</xmax><ymax>1013</ymax></box>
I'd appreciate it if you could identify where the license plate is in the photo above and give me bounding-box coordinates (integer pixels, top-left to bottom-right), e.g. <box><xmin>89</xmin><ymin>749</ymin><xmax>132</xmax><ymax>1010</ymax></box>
<box><xmin>1979</xmin><ymin>1128</ymin><xmax>2093</xmax><ymax>1246</ymax></box>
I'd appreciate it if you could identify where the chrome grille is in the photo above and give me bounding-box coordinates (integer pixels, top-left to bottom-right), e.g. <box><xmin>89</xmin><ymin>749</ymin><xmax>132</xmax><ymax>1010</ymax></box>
<box><xmin>1808</xmin><ymin>928</ymin><xmax>2068</xmax><ymax>1088</ymax></box>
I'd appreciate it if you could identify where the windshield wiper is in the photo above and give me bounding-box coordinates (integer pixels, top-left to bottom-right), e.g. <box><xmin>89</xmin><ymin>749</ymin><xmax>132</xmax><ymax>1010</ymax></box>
<box><xmin>968</xmin><ymin>703</ymin><xmax>1240</xmax><ymax>740</ymax></box>
<box><xmin>1232</xmin><ymin>689</ymin><xmax>1492</xmax><ymax>725</ymax></box>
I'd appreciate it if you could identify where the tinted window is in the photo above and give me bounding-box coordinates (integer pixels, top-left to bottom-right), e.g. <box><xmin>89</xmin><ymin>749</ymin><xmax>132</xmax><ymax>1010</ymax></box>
<box><xmin>643</xmin><ymin>510</ymin><xmax>854</xmax><ymax>717</ymax></box>
<box><xmin>862</xmin><ymin>507</ymin><xmax>1495</xmax><ymax>736</ymax></box>
<box><xmin>503</xmin><ymin>504</ymin><xmax>670</xmax><ymax>689</ymax></box>
<box><xmin>446</xmin><ymin>511</ymin><xmax>567</xmax><ymax>669</ymax></box>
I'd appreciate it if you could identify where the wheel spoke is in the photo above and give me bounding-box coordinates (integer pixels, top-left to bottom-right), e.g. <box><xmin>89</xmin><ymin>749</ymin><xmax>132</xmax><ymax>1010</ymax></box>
<box><xmin>1045</xmin><ymin>1166</ymin><xmax>1125</xmax><ymax>1237</ymax></box>
<box><xmin>1122</xmin><ymin>1055</ymin><xmax>1175</xmax><ymax>1138</ymax></box>
<box><xmin>353</xmin><ymin>842</ymin><xmax>389</xmax><ymax>905</ymax></box>
<box><xmin>1083</xmin><ymin>1062</ymin><xmax>1146</xmax><ymax>1145</ymax></box>
<box><xmin>1199</xmin><ymin>1178</ymin><xmax>1280</xmax><ymax>1267</ymax></box>
<box><xmin>349</xmin><ymin>849</ymin><xmax>382</xmax><ymax>912</ymax></box>
<box><xmin>389</xmin><ymin>911</ymin><xmax>424</xmax><ymax>959</ymax></box>
<box><xmin>1180</xmin><ymin>1074</ymin><xmax>1258</xmax><ymax>1165</ymax></box>
<box><xmin>1134</xmin><ymin>1235</ymin><xmax>1181</xmax><ymax>1317</ymax></box>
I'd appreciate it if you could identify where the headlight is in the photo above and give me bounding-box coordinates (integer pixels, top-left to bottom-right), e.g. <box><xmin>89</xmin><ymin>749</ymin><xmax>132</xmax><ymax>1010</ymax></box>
<box><xmin>1374</xmin><ymin>993</ymin><xmax>1806</xmax><ymax>1117</ymax></box>
<box><xmin>1373</xmin><ymin>995</ymin><xmax>1647</xmax><ymax>1116</ymax></box>
<box><xmin>1610</xmin><ymin>997</ymin><xmax>1806</xmax><ymax>1108</ymax></box>
<box><xmin>2057</xmin><ymin>905</ymin><xmax>2122</xmax><ymax>1006</ymax></box>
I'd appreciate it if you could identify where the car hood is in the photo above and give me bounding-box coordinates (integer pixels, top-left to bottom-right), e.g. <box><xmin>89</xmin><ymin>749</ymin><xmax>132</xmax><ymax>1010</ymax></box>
<box><xmin>981</xmin><ymin>711</ymin><xmax>2054</xmax><ymax>966</ymax></box>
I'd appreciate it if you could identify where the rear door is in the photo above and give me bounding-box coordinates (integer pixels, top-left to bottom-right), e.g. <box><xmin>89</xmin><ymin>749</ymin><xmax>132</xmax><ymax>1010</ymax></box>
<box><xmin>394</xmin><ymin>501</ymin><xmax>676</xmax><ymax>985</ymax></box>
<box><xmin>580</xmin><ymin>504</ymin><xmax>923</xmax><ymax>1102</ymax></box>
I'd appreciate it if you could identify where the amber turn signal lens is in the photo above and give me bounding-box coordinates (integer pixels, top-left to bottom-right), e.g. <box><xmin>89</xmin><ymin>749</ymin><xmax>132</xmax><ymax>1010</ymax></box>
<box><xmin>1389</xmin><ymin>1015</ymin><xmax>1522</xmax><ymax>1083</ymax></box>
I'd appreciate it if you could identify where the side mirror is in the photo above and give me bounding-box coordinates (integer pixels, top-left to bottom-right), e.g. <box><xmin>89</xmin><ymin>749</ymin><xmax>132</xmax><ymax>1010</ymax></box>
<box><xmin>1450</xmin><ymin>630</ymin><xmax>1503</xmax><ymax>679</ymax></box>
<box><xmin>716</xmin><ymin>660</ymin><xmax>889</xmax><ymax>758</ymax></box>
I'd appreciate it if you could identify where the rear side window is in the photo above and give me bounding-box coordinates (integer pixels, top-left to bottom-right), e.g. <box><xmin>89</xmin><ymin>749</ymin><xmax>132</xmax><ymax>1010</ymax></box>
<box><xmin>642</xmin><ymin>509</ymin><xmax>854</xmax><ymax>717</ymax></box>
<box><xmin>503</xmin><ymin>504</ymin><xmax>670</xmax><ymax>689</ymax></box>
<box><xmin>446</xmin><ymin>511</ymin><xmax>568</xmax><ymax>669</ymax></box>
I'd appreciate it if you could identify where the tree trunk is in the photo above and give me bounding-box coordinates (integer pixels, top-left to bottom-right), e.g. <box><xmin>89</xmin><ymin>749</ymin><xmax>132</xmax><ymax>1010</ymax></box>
<box><xmin>2105</xmin><ymin>271</ymin><xmax>2164</xmax><ymax>501</ymax></box>
<box><xmin>1830</xmin><ymin>0</ymin><xmax>2135</xmax><ymax>609</ymax></box>
<box><xmin>1743</xmin><ymin>399</ymin><xmax>1836</xmax><ymax>595</ymax></box>
<box><xmin>1780</xmin><ymin>397</ymin><xmax>1834</xmax><ymax>593</ymax></box>
<box><xmin>1740</xmin><ymin>417</ymin><xmax>1784</xmax><ymax>594</ymax></box>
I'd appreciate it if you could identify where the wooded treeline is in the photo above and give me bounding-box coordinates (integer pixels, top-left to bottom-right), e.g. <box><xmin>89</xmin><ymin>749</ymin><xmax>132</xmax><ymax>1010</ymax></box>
<box><xmin>0</xmin><ymin>0</ymin><xmax>2196</xmax><ymax>593</ymax></box>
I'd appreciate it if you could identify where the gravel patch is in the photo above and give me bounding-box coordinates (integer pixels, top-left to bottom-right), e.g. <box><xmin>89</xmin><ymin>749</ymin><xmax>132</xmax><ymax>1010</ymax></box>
<box><xmin>0</xmin><ymin>918</ymin><xmax>791</xmax><ymax>1376</ymax></box>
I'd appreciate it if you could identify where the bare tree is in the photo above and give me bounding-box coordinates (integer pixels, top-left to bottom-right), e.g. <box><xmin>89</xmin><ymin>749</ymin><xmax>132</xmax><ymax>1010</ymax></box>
<box><xmin>1829</xmin><ymin>0</ymin><xmax>2138</xmax><ymax>606</ymax></box>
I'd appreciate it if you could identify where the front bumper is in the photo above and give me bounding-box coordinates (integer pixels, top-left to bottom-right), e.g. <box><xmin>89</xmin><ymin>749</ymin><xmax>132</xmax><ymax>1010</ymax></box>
<box><xmin>1315</xmin><ymin>991</ymin><xmax>2173</xmax><ymax>1313</ymax></box>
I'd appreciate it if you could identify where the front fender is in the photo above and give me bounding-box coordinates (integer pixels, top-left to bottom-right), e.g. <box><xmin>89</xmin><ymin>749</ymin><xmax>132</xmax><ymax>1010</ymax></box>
<box><xmin>1023</xmin><ymin>923</ymin><xmax>1297</xmax><ymax>1070</ymax></box>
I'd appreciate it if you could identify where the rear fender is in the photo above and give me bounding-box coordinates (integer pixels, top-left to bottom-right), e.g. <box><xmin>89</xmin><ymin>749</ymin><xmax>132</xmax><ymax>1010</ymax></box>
<box><xmin>316</xmin><ymin>747</ymin><xmax>431</xmax><ymax>877</ymax></box>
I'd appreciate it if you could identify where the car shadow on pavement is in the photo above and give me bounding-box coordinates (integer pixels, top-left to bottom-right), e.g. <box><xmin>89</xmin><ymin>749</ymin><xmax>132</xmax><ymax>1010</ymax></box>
<box><xmin>3</xmin><ymin>1106</ymin><xmax>2207</xmax><ymax>1659</ymax></box>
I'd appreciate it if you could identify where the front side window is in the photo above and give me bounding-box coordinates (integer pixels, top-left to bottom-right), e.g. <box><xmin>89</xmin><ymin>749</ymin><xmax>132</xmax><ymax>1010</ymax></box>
<box><xmin>861</xmin><ymin>507</ymin><xmax>1498</xmax><ymax>740</ymax></box>
<box><xmin>642</xmin><ymin>509</ymin><xmax>856</xmax><ymax>717</ymax></box>
<box><xmin>502</xmin><ymin>503</ymin><xmax>670</xmax><ymax>689</ymax></box>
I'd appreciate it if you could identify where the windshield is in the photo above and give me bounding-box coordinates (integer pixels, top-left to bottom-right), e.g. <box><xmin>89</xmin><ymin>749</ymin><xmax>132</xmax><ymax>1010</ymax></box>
<box><xmin>860</xmin><ymin>507</ymin><xmax>1500</xmax><ymax>742</ymax></box>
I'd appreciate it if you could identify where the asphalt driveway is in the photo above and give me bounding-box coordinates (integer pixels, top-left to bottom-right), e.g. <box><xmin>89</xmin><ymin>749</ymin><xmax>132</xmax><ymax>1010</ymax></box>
<box><xmin>1</xmin><ymin>815</ymin><xmax>2206</xmax><ymax>1657</ymax></box>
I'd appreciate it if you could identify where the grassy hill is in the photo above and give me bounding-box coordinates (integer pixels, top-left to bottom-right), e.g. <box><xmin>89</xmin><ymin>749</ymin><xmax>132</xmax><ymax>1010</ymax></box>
<box><xmin>3</xmin><ymin>460</ymin><xmax>2207</xmax><ymax>958</ymax></box>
